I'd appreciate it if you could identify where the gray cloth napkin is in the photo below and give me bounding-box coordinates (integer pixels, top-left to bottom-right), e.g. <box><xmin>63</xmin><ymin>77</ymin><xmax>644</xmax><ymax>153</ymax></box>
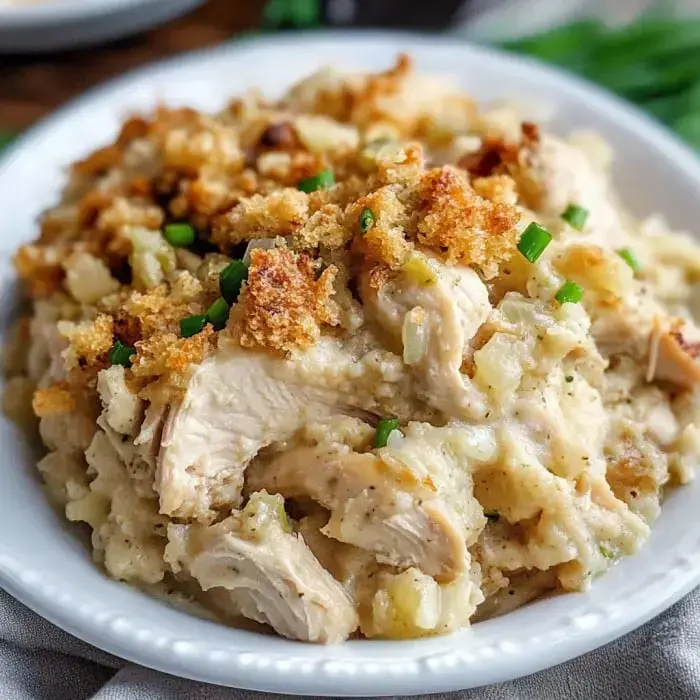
<box><xmin>1</xmin><ymin>587</ymin><xmax>698</xmax><ymax>699</ymax></box>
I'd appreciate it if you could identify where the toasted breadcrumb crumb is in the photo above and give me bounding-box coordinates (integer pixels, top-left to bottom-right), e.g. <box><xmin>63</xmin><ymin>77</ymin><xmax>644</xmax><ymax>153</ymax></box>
<box><xmin>293</xmin><ymin>203</ymin><xmax>350</xmax><ymax>251</ymax></box>
<box><xmin>122</xmin><ymin>286</ymin><xmax>199</xmax><ymax>338</ymax></box>
<box><xmin>351</xmin><ymin>187</ymin><xmax>413</xmax><ymax>269</ymax></box>
<box><xmin>231</xmin><ymin>247</ymin><xmax>339</xmax><ymax>354</ymax></box>
<box><xmin>61</xmin><ymin>313</ymin><xmax>114</xmax><ymax>370</ymax></box>
<box><xmin>415</xmin><ymin>166</ymin><xmax>520</xmax><ymax>278</ymax></box>
<box><xmin>212</xmin><ymin>189</ymin><xmax>310</xmax><ymax>249</ymax></box>
<box><xmin>472</xmin><ymin>175</ymin><xmax>518</xmax><ymax>205</ymax></box>
<box><xmin>73</xmin><ymin>144</ymin><xmax>122</xmax><ymax>176</ymax></box>
<box><xmin>32</xmin><ymin>382</ymin><xmax>76</xmax><ymax>417</ymax></box>
<box><xmin>14</xmin><ymin>245</ymin><xmax>67</xmax><ymax>298</ymax></box>
<box><xmin>131</xmin><ymin>326</ymin><xmax>216</xmax><ymax>388</ymax></box>
<box><xmin>16</xmin><ymin>56</ymin><xmax>531</xmax><ymax>422</ymax></box>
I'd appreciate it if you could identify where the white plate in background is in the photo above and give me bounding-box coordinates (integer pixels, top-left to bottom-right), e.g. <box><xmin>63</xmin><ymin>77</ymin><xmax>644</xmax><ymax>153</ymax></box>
<box><xmin>0</xmin><ymin>0</ymin><xmax>204</xmax><ymax>52</ymax></box>
<box><xmin>1</xmin><ymin>32</ymin><xmax>700</xmax><ymax>696</ymax></box>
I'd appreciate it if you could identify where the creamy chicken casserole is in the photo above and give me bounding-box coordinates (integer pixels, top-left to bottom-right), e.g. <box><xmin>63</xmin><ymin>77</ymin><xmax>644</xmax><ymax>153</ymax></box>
<box><xmin>7</xmin><ymin>55</ymin><xmax>700</xmax><ymax>643</ymax></box>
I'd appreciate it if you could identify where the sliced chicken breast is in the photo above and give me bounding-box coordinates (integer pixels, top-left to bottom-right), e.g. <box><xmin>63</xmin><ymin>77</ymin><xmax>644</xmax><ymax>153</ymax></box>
<box><xmin>360</xmin><ymin>253</ymin><xmax>492</xmax><ymax>420</ymax></box>
<box><xmin>249</xmin><ymin>424</ymin><xmax>492</xmax><ymax>581</ymax></box>
<box><xmin>165</xmin><ymin>491</ymin><xmax>358</xmax><ymax>643</ymax></box>
<box><xmin>157</xmin><ymin>342</ymin><xmax>360</xmax><ymax>519</ymax></box>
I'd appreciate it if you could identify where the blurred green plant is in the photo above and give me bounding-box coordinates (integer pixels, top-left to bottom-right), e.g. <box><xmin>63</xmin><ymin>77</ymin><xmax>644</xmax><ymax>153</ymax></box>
<box><xmin>263</xmin><ymin>0</ymin><xmax>320</xmax><ymax>28</ymax></box>
<box><xmin>0</xmin><ymin>132</ymin><xmax>13</xmax><ymax>151</ymax></box>
<box><xmin>501</xmin><ymin>13</ymin><xmax>700</xmax><ymax>149</ymax></box>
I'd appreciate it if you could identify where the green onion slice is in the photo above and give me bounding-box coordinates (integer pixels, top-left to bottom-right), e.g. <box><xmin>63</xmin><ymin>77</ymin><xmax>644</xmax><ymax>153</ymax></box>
<box><xmin>163</xmin><ymin>222</ymin><xmax>196</xmax><ymax>247</ymax></box>
<box><xmin>297</xmin><ymin>169</ymin><xmax>335</xmax><ymax>193</ymax></box>
<box><xmin>108</xmin><ymin>340</ymin><xmax>135</xmax><ymax>368</ymax></box>
<box><xmin>617</xmin><ymin>247</ymin><xmax>641</xmax><ymax>273</ymax></box>
<box><xmin>219</xmin><ymin>260</ymin><xmax>248</xmax><ymax>305</ymax></box>
<box><xmin>599</xmin><ymin>544</ymin><xmax>615</xmax><ymax>559</ymax></box>
<box><xmin>555</xmin><ymin>281</ymin><xmax>584</xmax><ymax>304</ymax></box>
<box><xmin>561</xmin><ymin>204</ymin><xmax>589</xmax><ymax>231</ymax></box>
<box><xmin>180</xmin><ymin>314</ymin><xmax>207</xmax><ymax>338</ymax></box>
<box><xmin>206</xmin><ymin>297</ymin><xmax>230</xmax><ymax>331</ymax></box>
<box><xmin>359</xmin><ymin>207</ymin><xmax>375</xmax><ymax>233</ymax></box>
<box><xmin>517</xmin><ymin>222</ymin><xmax>552</xmax><ymax>263</ymax></box>
<box><xmin>374</xmin><ymin>417</ymin><xmax>400</xmax><ymax>449</ymax></box>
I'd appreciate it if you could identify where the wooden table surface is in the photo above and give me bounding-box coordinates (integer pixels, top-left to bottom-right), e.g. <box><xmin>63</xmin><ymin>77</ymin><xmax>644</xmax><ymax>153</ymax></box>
<box><xmin>0</xmin><ymin>0</ymin><xmax>263</xmax><ymax>131</ymax></box>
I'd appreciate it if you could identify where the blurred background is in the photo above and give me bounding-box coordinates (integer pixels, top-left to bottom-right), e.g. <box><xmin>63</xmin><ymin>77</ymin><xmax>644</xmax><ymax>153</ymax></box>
<box><xmin>0</xmin><ymin>0</ymin><xmax>699</xmax><ymax>150</ymax></box>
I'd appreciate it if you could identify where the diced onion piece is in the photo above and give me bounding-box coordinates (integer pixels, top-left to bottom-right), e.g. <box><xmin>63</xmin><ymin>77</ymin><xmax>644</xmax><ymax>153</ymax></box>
<box><xmin>294</xmin><ymin>115</ymin><xmax>359</xmax><ymax>154</ymax></box>
<box><xmin>358</xmin><ymin>138</ymin><xmax>406</xmax><ymax>172</ymax></box>
<box><xmin>386</xmin><ymin>429</ymin><xmax>405</xmax><ymax>449</ymax></box>
<box><xmin>402</xmin><ymin>306</ymin><xmax>428</xmax><ymax>366</ymax></box>
<box><xmin>124</xmin><ymin>226</ymin><xmax>176</xmax><ymax>290</ymax></box>
<box><xmin>402</xmin><ymin>252</ymin><xmax>437</xmax><ymax>286</ymax></box>
<box><xmin>63</xmin><ymin>252</ymin><xmax>119</xmax><ymax>304</ymax></box>
<box><xmin>243</xmin><ymin>237</ymin><xmax>277</xmax><ymax>265</ymax></box>
<box><xmin>241</xmin><ymin>491</ymin><xmax>291</xmax><ymax>540</ymax></box>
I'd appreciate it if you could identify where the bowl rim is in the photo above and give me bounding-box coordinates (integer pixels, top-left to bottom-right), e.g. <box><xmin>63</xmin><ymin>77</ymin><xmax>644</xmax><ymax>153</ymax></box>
<box><xmin>0</xmin><ymin>0</ymin><xmax>174</xmax><ymax>26</ymax></box>
<box><xmin>2</xmin><ymin>30</ymin><xmax>700</xmax><ymax>696</ymax></box>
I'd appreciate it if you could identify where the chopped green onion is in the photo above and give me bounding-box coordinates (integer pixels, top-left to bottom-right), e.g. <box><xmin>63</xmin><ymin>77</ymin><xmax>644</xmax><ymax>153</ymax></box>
<box><xmin>599</xmin><ymin>544</ymin><xmax>615</xmax><ymax>559</ymax></box>
<box><xmin>374</xmin><ymin>418</ymin><xmax>400</xmax><ymax>449</ymax></box>
<box><xmin>617</xmin><ymin>248</ymin><xmax>641</xmax><ymax>273</ymax></box>
<box><xmin>565</xmin><ymin>375</ymin><xmax>574</xmax><ymax>383</ymax></box>
<box><xmin>555</xmin><ymin>281</ymin><xmax>584</xmax><ymax>304</ymax></box>
<box><xmin>484</xmin><ymin>511</ymin><xmax>500</xmax><ymax>522</ymax></box>
<box><xmin>561</xmin><ymin>204</ymin><xmax>589</xmax><ymax>231</ymax></box>
<box><xmin>219</xmin><ymin>260</ymin><xmax>248</xmax><ymax>305</ymax></box>
<box><xmin>108</xmin><ymin>340</ymin><xmax>135</xmax><ymax>368</ymax></box>
<box><xmin>517</xmin><ymin>222</ymin><xmax>552</xmax><ymax>263</ymax></box>
<box><xmin>206</xmin><ymin>297</ymin><xmax>230</xmax><ymax>331</ymax></box>
<box><xmin>359</xmin><ymin>207</ymin><xmax>375</xmax><ymax>233</ymax></box>
<box><xmin>297</xmin><ymin>169</ymin><xmax>335</xmax><ymax>193</ymax></box>
<box><xmin>180</xmin><ymin>314</ymin><xmax>207</xmax><ymax>338</ymax></box>
<box><xmin>0</xmin><ymin>131</ymin><xmax>15</xmax><ymax>151</ymax></box>
<box><xmin>163</xmin><ymin>222</ymin><xmax>196</xmax><ymax>247</ymax></box>
<box><xmin>276</xmin><ymin>500</ymin><xmax>292</xmax><ymax>533</ymax></box>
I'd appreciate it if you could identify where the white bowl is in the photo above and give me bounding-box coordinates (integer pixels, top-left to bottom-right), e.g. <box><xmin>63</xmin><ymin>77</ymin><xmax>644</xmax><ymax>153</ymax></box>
<box><xmin>0</xmin><ymin>0</ymin><xmax>204</xmax><ymax>53</ymax></box>
<box><xmin>1</xmin><ymin>32</ymin><xmax>700</xmax><ymax>696</ymax></box>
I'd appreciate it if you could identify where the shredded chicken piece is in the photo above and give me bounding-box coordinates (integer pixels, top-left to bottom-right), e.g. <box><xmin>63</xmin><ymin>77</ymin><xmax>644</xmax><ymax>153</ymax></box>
<box><xmin>165</xmin><ymin>493</ymin><xmax>359</xmax><ymax>643</ymax></box>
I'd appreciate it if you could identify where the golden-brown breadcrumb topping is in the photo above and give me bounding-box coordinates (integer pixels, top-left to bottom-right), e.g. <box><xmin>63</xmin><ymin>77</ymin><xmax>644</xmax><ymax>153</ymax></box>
<box><xmin>32</xmin><ymin>382</ymin><xmax>76</xmax><ymax>417</ymax></box>
<box><xmin>13</xmin><ymin>54</ymin><xmax>534</xmax><ymax>406</ymax></box>
<box><xmin>231</xmin><ymin>247</ymin><xmax>339</xmax><ymax>354</ymax></box>
<box><xmin>415</xmin><ymin>166</ymin><xmax>520</xmax><ymax>278</ymax></box>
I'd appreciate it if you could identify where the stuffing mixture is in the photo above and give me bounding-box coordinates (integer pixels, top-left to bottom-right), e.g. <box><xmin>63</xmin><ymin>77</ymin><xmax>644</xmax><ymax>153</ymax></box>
<box><xmin>7</xmin><ymin>55</ymin><xmax>700</xmax><ymax>643</ymax></box>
